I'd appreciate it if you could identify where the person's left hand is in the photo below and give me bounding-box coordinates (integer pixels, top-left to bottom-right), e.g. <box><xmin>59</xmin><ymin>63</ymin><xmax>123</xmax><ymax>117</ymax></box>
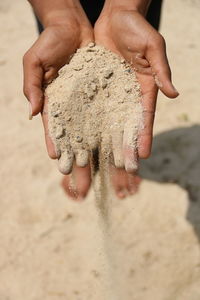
<box><xmin>23</xmin><ymin>13</ymin><xmax>94</xmax><ymax>162</ymax></box>
<box><xmin>94</xmin><ymin>9</ymin><xmax>179</xmax><ymax>172</ymax></box>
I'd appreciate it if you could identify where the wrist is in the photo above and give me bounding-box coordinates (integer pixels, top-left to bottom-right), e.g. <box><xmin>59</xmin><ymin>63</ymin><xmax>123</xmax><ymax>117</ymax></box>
<box><xmin>29</xmin><ymin>0</ymin><xmax>90</xmax><ymax>28</ymax></box>
<box><xmin>43</xmin><ymin>8</ymin><xmax>83</xmax><ymax>28</ymax></box>
<box><xmin>102</xmin><ymin>0</ymin><xmax>151</xmax><ymax>16</ymax></box>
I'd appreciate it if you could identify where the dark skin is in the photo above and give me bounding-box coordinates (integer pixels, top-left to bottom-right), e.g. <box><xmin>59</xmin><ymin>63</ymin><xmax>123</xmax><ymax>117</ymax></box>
<box><xmin>23</xmin><ymin>0</ymin><xmax>179</xmax><ymax>200</ymax></box>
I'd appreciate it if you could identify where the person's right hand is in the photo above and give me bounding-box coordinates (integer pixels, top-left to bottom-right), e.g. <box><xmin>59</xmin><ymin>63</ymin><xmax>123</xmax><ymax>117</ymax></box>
<box><xmin>23</xmin><ymin>13</ymin><xmax>93</xmax><ymax>159</ymax></box>
<box><xmin>94</xmin><ymin>9</ymin><xmax>179</xmax><ymax>173</ymax></box>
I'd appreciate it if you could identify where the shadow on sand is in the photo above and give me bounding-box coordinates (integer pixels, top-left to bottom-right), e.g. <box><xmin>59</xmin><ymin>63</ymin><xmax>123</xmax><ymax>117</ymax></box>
<box><xmin>139</xmin><ymin>125</ymin><xmax>200</xmax><ymax>239</ymax></box>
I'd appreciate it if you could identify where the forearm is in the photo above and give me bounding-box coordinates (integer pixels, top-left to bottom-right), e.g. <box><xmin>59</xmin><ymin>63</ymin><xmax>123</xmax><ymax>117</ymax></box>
<box><xmin>28</xmin><ymin>0</ymin><xmax>87</xmax><ymax>27</ymax></box>
<box><xmin>103</xmin><ymin>0</ymin><xmax>152</xmax><ymax>15</ymax></box>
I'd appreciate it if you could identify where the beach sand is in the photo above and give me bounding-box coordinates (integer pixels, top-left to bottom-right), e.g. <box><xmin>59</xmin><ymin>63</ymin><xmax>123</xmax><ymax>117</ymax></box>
<box><xmin>0</xmin><ymin>0</ymin><xmax>200</xmax><ymax>299</ymax></box>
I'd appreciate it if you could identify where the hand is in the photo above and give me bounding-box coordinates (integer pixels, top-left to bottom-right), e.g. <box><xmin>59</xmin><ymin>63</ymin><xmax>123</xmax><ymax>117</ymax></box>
<box><xmin>23</xmin><ymin>13</ymin><xmax>93</xmax><ymax>158</ymax></box>
<box><xmin>94</xmin><ymin>9</ymin><xmax>179</xmax><ymax>172</ymax></box>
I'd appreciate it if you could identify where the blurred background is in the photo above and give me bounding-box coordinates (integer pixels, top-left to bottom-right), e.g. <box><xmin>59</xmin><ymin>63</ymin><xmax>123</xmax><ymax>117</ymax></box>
<box><xmin>0</xmin><ymin>0</ymin><xmax>200</xmax><ymax>299</ymax></box>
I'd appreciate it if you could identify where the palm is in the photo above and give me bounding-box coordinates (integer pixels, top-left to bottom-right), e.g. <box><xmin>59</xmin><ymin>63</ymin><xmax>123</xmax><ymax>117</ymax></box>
<box><xmin>27</xmin><ymin>25</ymin><xmax>92</xmax><ymax>85</ymax></box>
<box><xmin>94</xmin><ymin>10</ymin><xmax>159</xmax><ymax>159</ymax></box>
<box><xmin>23</xmin><ymin>23</ymin><xmax>93</xmax><ymax>159</ymax></box>
<box><xmin>40</xmin><ymin>26</ymin><xmax>93</xmax><ymax>159</ymax></box>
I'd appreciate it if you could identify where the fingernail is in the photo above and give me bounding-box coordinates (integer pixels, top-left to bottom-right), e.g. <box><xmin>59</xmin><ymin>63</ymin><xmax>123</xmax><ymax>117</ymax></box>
<box><xmin>130</xmin><ymin>188</ymin><xmax>136</xmax><ymax>195</ymax></box>
<box><xmin>117</xmin><ymin>191</ymin><xmax>125</xmax><ymax>199</ymax></box>
<box><xmin>76</xmin><ymin>196</ymin><xmax>84</xmax><ymax>202</ymax></box>
<box><xmin>172</xmin><ymin>84</ymin><xmax>179</xmax><ymax>95</ymax></box>
<box><xmin>29</xmin><ymin>102</ymin><xmax>33</xmax><ymax>120</ymax></box>
<box><xmin>125</xmin><ymin>159</ymin><xmax>138</xmax><ymax>174</ymax></box>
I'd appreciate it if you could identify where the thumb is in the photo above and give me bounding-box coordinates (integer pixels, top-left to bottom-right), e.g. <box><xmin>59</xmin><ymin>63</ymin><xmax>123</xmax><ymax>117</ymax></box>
<box><xmin>146</xmin><ymin>34</ymin><xmax>179</xmax><ymax>98</ymax></box>
<box><xmin>23</xmin><ymin>51</ymin><xmax>44</xmax><ymax>117</ymax></box>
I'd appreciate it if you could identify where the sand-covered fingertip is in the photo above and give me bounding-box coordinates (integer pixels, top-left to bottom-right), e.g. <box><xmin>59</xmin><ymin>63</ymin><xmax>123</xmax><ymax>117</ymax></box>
<box><xmin>111</xmin><ymin>130</ymin><xmax>124</xmax><ymax>168</ymax></box>
<box><xmin>75</xmin><ymin>150</ymin><xmax>89</xmax><ymax>167</ymax></box>
<box><xmin>58</xmin><ymin>150</ymin><xmax>74</xmax><ymax>175</ymax></box>
<box><xmin>124</xmin><ymin>154</ymin><xmax>139</xmax><ymax>173</ymax></box>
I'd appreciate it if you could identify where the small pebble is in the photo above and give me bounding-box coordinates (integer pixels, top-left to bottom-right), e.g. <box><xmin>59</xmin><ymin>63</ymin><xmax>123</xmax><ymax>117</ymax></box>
<box><xmin>85</xmin><ymin>85</ymin><xmax>95</xmax><ymax>99</ymax></box>
<box><xmin>105</xmin><ymin>90</ymin><xmax>110</xmax><ymax>97</ymax></box>
<box><xmin>85</xmin><ymin>56</ymin><xmax>92</xmax><ymax>62</ymax></box>
<box><xmin>120</xmin><ymin>59</ymin><xmax>125</xmax><ymax>64</ymax></box>
<box><xmin>91</xmin><ymin>83</ymin><xmax>97</xmax><ymax>92</ymax></box>
<box><xmin>88</xmin><ymin>42</ymin><xmax>95</xmax><ymax>48</ymax></box>
<box><xmin>86</xmin><ymin>48</ymin><xmax>96</xmax><ymax>52</ymax></box>
<box><xmin>100</xmin><ymin>78</ymin><xmax>107</xmax><ymax>89</ymax></box>
<box><xmin>76</xmin><ymin>136</ymin><xmax>83</xmax><ymax>143</ymax></box>
<box><xmin>124</xmin><ymin>85</ymin><xmax>132</xmax><ymax>93</ymax></box>
<box><xmin>66</xmin><ymin>116</ymin><xmax>71</xmax><ymax>121</ymax></box>
<box><xmin>56</xmin><ymin>126</ymin><xmax>64</xmax><ymax>139</ymax></box>
<box><xmin>87</xmin><ymin>91</ymin><xmax>95</xmax><ymax>99</ymax></box>
<box><xmin>104</xmin><ymin>69</ymin><xmax>113</xmax><ymax>79</ymax></box>
<box><xmin>73</xmin><ymin>65</ymin><xmax>83</xmax><ymax>71</ymax></box>
<box><xmin>125</xmin><ymin>68</ymin><xmax>132</xmax><ymax>73</ymax></box>
<box><xmin>135</xmin><ymin>85</ymin><xmax>140</xmax><ymax>91</ymax></box>
<box><xmin>52</xmin><ymin>110</ymin><xmax>61</xmax><ymax>117</ymax></box>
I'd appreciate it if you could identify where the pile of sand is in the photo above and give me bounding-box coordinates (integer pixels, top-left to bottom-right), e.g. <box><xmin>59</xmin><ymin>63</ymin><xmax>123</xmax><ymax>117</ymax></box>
<box><xmin>45</xmin><ymin>44</ymin><xmax>143</xmax><ymax>174</ymax></box>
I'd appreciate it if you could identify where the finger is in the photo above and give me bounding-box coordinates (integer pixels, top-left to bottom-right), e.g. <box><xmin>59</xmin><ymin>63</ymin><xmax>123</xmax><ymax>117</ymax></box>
<box><xmin>138</xmin><ymin>110</ymin><xmax>155</xmax><ymax>158</ymax></box>
<box><xmin>44</xmin><ymin>66</ymin><xmax>59</xmax><ymax>84</ymax></box>
<box><xmin>41</xmin><ymin>96</ymin><xmax>58</xmax><ymax>159</ymax></box>
<box><xmin>134</xmin><ymin>65</ymin><xmax>152</xmax><ymax>75</ymax></box>
<box><xmin>137</xmin><ymin>73</ymin><xmax>158</xmax><ymax>158</ymax></box>
<box><xmin>117</xmin><ymin>189</ymin><xmax>127</xmax><ymax>199</ymax></box>
<box><xmin>58</xmin><ymin>149</ymin><xmax>74</xmax><ymax>175</ymax></box>
<box><xmin>123</xmin><ymin>120</ymin><xmax>139</xmax><ymax>173</ymax></box>
<box><xmin>23</xmin><ymin>51</ymin><xmax>44</xmax><ymax>116</ymax></box>
<box><xmin>127</xmin><ymin>173</ymin><xmax>142</xmax><ymax>194</ymax></box>
<box><xmin>61</xmin><ymin>175</ymin><xmax>79</xmax><ymax>199</ymax></box>
<box><xmin>112</xmin><ymin>130</ymin><xmax>124</xmax><ymax>168</ymax></box>
<box><xmin>75</xmin><ymin>150</ymin><xmax>89</xmax><ymax>168</ymax></box>
<box><xmin>147</xmin><ymin>34</ymin><xmax>179</xmax><ymax>98</ymax></box>
<box><xmin>135</xmin><ymin>55</ymin><xmax>150</xmax><ymax>68</ymax></box>
<box><xmin>74</xmin><ymin>165</ymin><xmax>91</xmax><ymax>199</ymax></box>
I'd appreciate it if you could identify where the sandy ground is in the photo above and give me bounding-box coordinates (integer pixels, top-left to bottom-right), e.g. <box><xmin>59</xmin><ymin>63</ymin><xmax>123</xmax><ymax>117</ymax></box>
<box><xmin>0</xmin><ymin>1</ymin><xmax>200</xmax><ymax>299</ymax></box>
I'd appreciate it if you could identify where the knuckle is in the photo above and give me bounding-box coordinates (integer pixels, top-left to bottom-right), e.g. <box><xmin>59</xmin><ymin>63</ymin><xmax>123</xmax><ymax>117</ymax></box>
<box><xmin>156</xmin><ymin>33</ymin><xmax>166</xmax><ymax>47</ymax></box>
<box><xmin>149</xmin><ymin>33</ymin><xmax>165</xmax><ymax>49</ymax></box>
<box><xmin>23</xmin><ymin>51</ymin><xmax>31</xmax><ymax>64</ymax></box>
<box><xmin>23</xmin><ymin>50</ymin><xmax>39</xmax><ymax>67</ymax></box>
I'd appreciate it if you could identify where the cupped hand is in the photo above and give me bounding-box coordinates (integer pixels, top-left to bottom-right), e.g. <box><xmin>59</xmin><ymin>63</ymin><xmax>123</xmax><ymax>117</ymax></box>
<box><xmin>94</xmin><ymin>9</ymin><xmax>179</xmax><ymax>172</ymax></box>
<box><xmin>23</xmin><ymin>16</ymin><xmax>93</xmax><ymax>159</ymax></box>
